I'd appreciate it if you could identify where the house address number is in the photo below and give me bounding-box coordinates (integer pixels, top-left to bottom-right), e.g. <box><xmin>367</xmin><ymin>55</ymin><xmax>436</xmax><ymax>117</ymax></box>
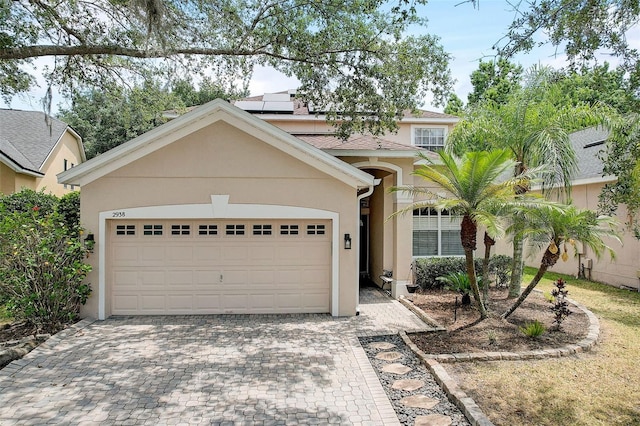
<box><xmin>112</xmin><ymin>211</ymin><xmax>126</xmax><ymax>217</ymax></box>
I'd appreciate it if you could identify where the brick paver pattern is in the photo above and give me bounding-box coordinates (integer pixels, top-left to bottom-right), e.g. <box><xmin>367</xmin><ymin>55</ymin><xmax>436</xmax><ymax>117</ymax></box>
<box><xmin>0</xmin><ymin>288</ymin><xmax>431</xmax><ymax>425</ymax></box>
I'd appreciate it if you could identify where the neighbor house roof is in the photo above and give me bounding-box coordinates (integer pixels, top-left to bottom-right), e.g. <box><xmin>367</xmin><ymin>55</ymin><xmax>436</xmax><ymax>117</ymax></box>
<box><xmin>59</xmin><ymin>99</ymin><xmax>375</xmax><ymax>189</ymax></box>
<box><xmin>0</xmin><ymin>109</ymin><xmax>85</xmax><ymax>176</ymax></box>
<box><xmin>569</xmin><ymin>127</ymin><xmax>612</xmax><ymax>183</ymax></box>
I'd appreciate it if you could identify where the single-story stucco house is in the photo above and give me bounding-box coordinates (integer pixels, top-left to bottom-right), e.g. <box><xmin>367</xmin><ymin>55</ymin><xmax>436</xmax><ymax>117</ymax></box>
<box><xmin>0</xmin><ymin>109</ymin><xmax>85</xmax><ymax>196</ymax></box>
<box><xmin>58</xmin><ymin>94</ymin><xmax>460</xmax><ymax>319</ymax></box>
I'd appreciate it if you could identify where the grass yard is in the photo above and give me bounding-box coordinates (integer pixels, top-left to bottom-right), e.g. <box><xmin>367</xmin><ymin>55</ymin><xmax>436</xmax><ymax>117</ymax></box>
<box><xmin>446</xmin><ymin>267</ymin><xmax>640</xmax><ymax>426</ymax></box>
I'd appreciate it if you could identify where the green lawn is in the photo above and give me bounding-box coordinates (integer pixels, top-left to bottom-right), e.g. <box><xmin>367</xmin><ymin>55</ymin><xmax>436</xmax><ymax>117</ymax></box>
<box><xmin>447</xmin><ymin>267</ymin><xmax>640</xmax><ymax>426</ymax></box>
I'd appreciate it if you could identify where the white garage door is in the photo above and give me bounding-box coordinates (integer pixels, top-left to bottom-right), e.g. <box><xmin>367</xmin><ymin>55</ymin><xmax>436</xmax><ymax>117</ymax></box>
<box><xmin>108</xmin><ymin>219</ymin><xmax>331</xmax><ymax>315</ymax></box>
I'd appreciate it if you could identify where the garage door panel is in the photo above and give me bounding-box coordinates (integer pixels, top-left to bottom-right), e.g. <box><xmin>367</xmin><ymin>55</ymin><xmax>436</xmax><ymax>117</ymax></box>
<box><xmin>166</xmin><ymin>246</ymin><xmax>194</xmax><ymax>262</ymax></box>
<box><xmin>166</xmin><ymin>295</ymin><xmax>194</xmax><ymax>311</ymax></box>
<box><xmin>194</xmin><ymin>294</ymin><xmax>221</xmax><ymax>311</ymax></box>
<box><xmin>166</xmin><ymin>270</ymin><xmax>194</xmax><ymax>286</ymax></box>
<box><xmin>141</xmin><ymin>246</ymin><xmax>165</xmax><ymax>261</ymax></box>
<box><xmin>109</xmin><ymin>219</ymin><xmax>331</xmax><ymax>315</ymax></box>
<box><xmin>139</xmin><ymin>295</ymin><xmax>166</xmax><ymax>311</ymax></box>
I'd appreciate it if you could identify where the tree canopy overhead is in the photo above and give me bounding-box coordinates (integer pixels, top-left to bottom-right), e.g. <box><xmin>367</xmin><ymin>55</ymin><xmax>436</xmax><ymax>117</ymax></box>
<box><xmin>0</xmin><ymin>0</ymin><xmax>453</xmax><ymax>135</ymax></box>
<box><xmin>471</xmin><ymin>0</ymin><xmax>640</xmax><ymax>85</ymax></box>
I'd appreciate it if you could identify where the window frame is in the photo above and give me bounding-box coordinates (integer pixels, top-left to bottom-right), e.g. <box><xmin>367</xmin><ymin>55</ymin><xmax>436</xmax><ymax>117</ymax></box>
<box><xmin>411</xmin><ymin>125</ymin><xmax>448</xmax><ymax>151</ymax></box>
<box><xmin>412</xmin><ymin>207</ymin><xmax>464</xmax><ymax>258</ymax></box>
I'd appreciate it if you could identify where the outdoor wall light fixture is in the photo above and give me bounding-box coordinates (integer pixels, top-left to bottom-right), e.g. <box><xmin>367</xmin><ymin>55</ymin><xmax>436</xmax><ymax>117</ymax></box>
<box><xmin>344</xmin><ymin>234</ymin><xmax>352</xmax><ymax>249</ymax></box>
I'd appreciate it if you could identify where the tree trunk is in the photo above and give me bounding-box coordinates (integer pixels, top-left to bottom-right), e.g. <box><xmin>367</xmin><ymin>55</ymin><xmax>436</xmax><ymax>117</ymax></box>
<box><xmin>481</xmin><ymin>232</ymin><xmax>495</xmax><ymax>305</ymax></box>
<box><xmin>509</xmin><ymin>233</ymin><xmax>525</xmax><ymax>298</ymax></box>
<box><xmin>461</xmin><ymin>215</ymin><xmax>487</xmax><ymax>319</ymax></box>
<box><xmin>502</xmin><ymin>245</ymin><xmax>560</xmax><ymax>319</ymax></box>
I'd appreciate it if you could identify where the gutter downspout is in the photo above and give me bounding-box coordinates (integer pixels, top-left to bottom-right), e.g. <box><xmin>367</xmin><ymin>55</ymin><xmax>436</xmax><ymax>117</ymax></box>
<box><xmin>355</xmin><ymin>178</ymin><xmax>381</xmax><ymax>315</ymax></box>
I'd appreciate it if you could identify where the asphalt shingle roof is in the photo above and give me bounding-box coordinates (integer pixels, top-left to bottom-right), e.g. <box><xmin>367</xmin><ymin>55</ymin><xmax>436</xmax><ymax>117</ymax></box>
<box><xmin>0</xmin><ymin>109</ymin><xmax>68</xmax><ymax>172</ymax></box>
<box><xmin>296</xmin><ymin>134</ymin><xmax>422</xmax><ymax>151</ymax></box>
<box><xmin>569</xmin><ymin>127</ymin><xmax>609</xmax><ymax>180</ymax></box>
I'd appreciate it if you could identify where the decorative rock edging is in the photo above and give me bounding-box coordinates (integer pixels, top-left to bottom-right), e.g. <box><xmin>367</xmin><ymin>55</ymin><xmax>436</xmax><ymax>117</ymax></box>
<box><xmin>398</xmin><ymin>296</ymin><xmax>446</xmax><ymax>331</ymax></box>
<box><xmin>0</xmin><ymin>318</ymin><xmax>95</xmax><ymax>374</ymax></box>
<box><xmin>397</xmin><ymin>295</ymin><xmax>601</xmax><ymax>426</ymax></box>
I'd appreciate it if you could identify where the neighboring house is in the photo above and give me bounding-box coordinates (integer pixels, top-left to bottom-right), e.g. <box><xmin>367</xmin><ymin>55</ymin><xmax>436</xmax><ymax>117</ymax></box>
<box><xmin>0</xmin><ymin>109</ymin><xmax>86</xmax><ymax>196</ymax></box>
<box><xmin>542</xmin><ymin>127</ymin><xmax>639</xmax><ymax>290</ymax></box>
<box><xmin>59</xmin><ymin>94</ymin><xmax>459</xmax><ymax>319</ymax></box>
<box><xmin>495</xmin><ymin>127</ymin><xmax>640</xmax><ymax>290</ymax></box>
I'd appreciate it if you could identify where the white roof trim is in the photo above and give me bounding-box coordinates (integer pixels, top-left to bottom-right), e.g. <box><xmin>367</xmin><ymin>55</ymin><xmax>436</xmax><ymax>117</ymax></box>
<box><xmin>0</xmin><ymin>152</ymin><xmax>44</xmax><ymax>177</ymax></box>
<box><xmin>58</xmin><ymin>99</ymin><xmax>374</xmax><ymax>188</ymax></box>
<box><xmin>531</xmin><ymin>174</ymin><xmax>617</xmax><ymax>191</ymax></box>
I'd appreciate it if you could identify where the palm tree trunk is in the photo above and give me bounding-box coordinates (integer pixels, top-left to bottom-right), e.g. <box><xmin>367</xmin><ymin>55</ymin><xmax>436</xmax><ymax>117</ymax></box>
<box><xmin>481</xmin><ymin>232</ymin><xmax>494</xmax><ymax>305</ymax></box>
<box><xmin>461</xmin><ymin>215</ymin><xmax>487</xmax><ymax>319</ymax></box>
<box><xmin>509</xmin><ymin>233</ymin><xmax>525</xmax><ymax>298</ymax></box>
<box><xmin>502</xmin><ymin>246</ymin><xmax>560</xmax><ymax>319</ymax></box>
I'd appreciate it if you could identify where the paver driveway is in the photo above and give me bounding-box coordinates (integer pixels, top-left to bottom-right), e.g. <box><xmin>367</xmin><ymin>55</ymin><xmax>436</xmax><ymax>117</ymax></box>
<box><xmin>0</xmin><ymin>288</ymin><xmax>431</xmax><ymax>425</ymax></box>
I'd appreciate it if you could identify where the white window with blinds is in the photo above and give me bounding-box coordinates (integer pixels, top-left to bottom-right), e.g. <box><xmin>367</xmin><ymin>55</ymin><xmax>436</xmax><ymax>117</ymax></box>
<box><xmin>413</xmin><ymin>208</ymin><xmax>464</xmax><ymax>256</ymax></box>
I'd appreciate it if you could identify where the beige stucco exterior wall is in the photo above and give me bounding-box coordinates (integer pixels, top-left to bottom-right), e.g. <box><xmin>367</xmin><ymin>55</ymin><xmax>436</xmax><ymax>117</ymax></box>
<box><xmin>37</xmin><ymin>130</ymin><xmax>84</xmax><ymax>196</ymax></box>
<box><xmin>494</xmin><ymin>181</ymin><xmax>640</xmax><ymax>290</ymax></box>
<box><xmin>0</xmin><ymin>163</ymin><xmax>36</xmax><ymax>194</ymax></box>
<box><xmin>79</xmin><ymin>121</ymin><xmax>360</xmax><ymax>318</ymax></box>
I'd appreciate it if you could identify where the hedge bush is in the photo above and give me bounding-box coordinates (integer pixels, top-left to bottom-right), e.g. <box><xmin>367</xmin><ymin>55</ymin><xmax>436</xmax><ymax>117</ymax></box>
<box><xmin>0</xmin><ymin>190</ymin><xmax>88</xmax><ymax>333</ymax></box>
<box><xmin>413</xmin><ymin>255</ymin><xmax>513</xmax><ymax>290</ymax></box>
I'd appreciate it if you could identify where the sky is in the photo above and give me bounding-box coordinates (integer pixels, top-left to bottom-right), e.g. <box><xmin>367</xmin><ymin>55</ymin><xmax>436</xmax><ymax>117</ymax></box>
<box><xmin>2</xmin><ymin>0</ymin><xmax>638</xmax><ymax>113</ymax></box>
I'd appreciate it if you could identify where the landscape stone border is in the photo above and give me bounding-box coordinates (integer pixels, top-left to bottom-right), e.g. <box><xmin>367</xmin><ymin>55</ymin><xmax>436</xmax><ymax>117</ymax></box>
<box><xmin>397</xmin><ymin>295</ymin><xmax>602</xmax><ymax>426</ymax></box>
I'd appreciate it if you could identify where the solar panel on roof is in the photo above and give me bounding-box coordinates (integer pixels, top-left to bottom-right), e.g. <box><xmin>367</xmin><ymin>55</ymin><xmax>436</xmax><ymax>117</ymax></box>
<box><xmin>262</xmin><ymin>93</ymin><xmax>291</xmax><ymax>102</ymax></box>
<box><xmin>234</xmin><ymin>101</ymin><xmax>264</xmax><ymax>111</ymax></box>
<box><xmin>262</xmin><ymin>101</ymin><xmax>294</xmax><ymax>113</ymax></box>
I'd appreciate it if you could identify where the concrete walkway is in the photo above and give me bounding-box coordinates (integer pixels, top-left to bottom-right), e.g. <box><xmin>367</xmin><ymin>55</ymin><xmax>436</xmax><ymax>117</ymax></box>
<box><xmin>0</xmin><ymin>287</ymin><xmax>432</xmax><ymax>425</ymax></box>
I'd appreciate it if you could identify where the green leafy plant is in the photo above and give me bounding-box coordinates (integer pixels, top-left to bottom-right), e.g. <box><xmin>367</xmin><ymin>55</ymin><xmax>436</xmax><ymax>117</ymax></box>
<box><xmin>520</xmin><ymin>320</ymin><xmax>546</xmax><ymax>338</ymax></box>
<box><xmin>0</xmin><ymin>208</ymin><xmax>91</xmax><ymax>333</ymax></box>
<box><xmin>437</xmin><ymin>272</ymin><xmax>473</xmax><ymax>305</ymax></box>
<box><xmin>550</xmin><ymin>278</ymin><xmax>572</xmax><ymax>330</ymax></box>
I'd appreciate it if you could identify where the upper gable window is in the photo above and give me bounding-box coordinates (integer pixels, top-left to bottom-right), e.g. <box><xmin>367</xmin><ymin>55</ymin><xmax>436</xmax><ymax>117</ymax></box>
<box><xmin>413</xmin><ymin>127</ymin><xmax>445</xmax><ymax>151</ymax></box>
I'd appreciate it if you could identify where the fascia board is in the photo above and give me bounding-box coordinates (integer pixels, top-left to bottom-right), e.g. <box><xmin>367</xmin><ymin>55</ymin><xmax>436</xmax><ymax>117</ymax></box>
<box><xmin>0</xmin><ymin>153</ymin><xmax>44</xmax><ymax>177</ymax></box>
<box><xmin>254</xmin><ymin>114</ymin><xmax>459</xmax><ymax>125</ymax></box>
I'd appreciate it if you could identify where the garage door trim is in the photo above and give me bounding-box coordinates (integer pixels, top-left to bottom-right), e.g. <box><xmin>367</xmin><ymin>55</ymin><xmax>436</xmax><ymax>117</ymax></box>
<box><xmin>97</xmin><ymin>195</ymin><xmax>340</xmax><ymax>319</ymax></box>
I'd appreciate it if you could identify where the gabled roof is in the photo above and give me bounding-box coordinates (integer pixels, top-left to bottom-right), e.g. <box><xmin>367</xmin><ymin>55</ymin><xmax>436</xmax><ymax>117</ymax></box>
<box><xmin>58</xmin><ymin>99</ymin><xmax>375</xmax><ymax>189</ymax></box>
<box><xmin>0</xmin><ymin>109</ymin><xmax>85</xmax><ymax>175</ymax></box>
<box><xmin>569</xmin><ymin>127</ymin><xmax>611</xmax><ymax>182</ymax></box>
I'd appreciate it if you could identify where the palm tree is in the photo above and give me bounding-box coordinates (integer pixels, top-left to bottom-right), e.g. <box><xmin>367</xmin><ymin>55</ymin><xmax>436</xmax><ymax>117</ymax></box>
<box><xmin>447</xmin><ymin>66</ymin><xmax>612</xmax><ymax>297</ymax></box>
<box><xmin>501</xmin><ymin>206</ymin><xmax>620</xmax><ymax>319</ymax></box>
<box><xmin>391</xmin><ymin>149</ymin><xmax>536</xmax><ymax>319</ymax></box>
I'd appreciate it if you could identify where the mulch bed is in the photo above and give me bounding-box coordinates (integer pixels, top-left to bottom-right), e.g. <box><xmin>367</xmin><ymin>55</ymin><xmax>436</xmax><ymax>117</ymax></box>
<box><xmin>407</xmin><ymin>287</ymin><xmax>589</xmax><ymax>354</ymax></box>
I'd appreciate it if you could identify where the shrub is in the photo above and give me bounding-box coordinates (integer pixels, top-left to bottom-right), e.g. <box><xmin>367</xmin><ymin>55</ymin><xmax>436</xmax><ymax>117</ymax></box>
<box><xmin>488</xmin><ymin>254</ymin><xmax>513</xmax><ymax>288</ymax></box>
<box><xmin>414</xmin><ymin>257</ymin><xmax>467</xmax><ymax>289</ymax></box>
<box><xmin>413</xmin><ymin>255</ymin><xmax>513</xmax><ymax>290</ymax></box>
<box><xmin>0</xmin><ymin>188</ymin><xmax>58</xmax><ymax>216</ymax></box>
<box><xmin>57</xmin><ymin>191</ymin><xmax>81</xmax><ymax>232</ymax></box>
<box><xmin>0</xmin><ymin>209</ymin><xmax>91</xmax><ymax>333</ymax></box>
<box><xmin>520</xmin><ymin>320</ymin><xmax>546</xmax><ymax>338</ymax></box>
<box><xmin>550</xmin><ymin>278</ymin><xmax>572</xmax><ymax>330</ymax></box>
